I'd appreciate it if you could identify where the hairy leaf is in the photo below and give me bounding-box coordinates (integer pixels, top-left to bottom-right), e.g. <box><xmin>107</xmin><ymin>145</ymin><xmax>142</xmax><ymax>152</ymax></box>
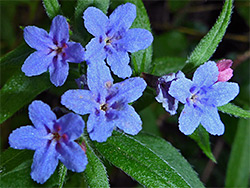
<box><xmin>42</xmin><ymin>0</ymin><xmax>62</xmax><ymax>19</ymax></box>
<box><xmin>189</xmin><ymin>125</ymin><xmax>216</xmax><ymax>162</ymax></box>
<box><xmin>0</xmin><ymin>43</ymin><xmax>33</xmax><ymax>84</ymax></box>
<box><xmin>225</xmin><ymin>118</ymin><xmax>250</xmax><ymax>187</ymax></box>
<box><xmin>183</xmin><ymin>0</ymin><xmax>233</xmax><ymax>73</ymax></box>
<box><xmin>152</xmin><ymin>56</ymin><xmax>186</xmax><ymax>76</ymax></box>
<box><xmin>0</xmin><ymin>71</ymin><xmax>51</xmax><ymax>124</ymax></box>
<box><xmin>83</xmin><ymin>140</ymin><xmax>109</xmax><ymax>188</ymax></box>
<box><xmin>218</xmin><ymin>103</ymin><xmax>250</xmax><ymax>118</ymax></box>
<box><xmin>95</xmin><ymin>131</ymin><xmax>204</xmax><ymax>187</ymax></box>
<box><xmin>0</xmin><ymin>148</ymin><xmax>58</xmax><ymax>187</ymax></box>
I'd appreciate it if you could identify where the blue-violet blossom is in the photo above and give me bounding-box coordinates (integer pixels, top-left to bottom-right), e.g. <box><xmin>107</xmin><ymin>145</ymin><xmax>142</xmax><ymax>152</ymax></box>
<box><xmin>22</xmin><ymin>15</ymin><xmax>85</xmax><ymax>87</ymax></box>
<box><xmin>61</xmin><ymin>63</ymin><xmax>147</xmax><ymax>142</ymax></box>
<box><xmin>169</xmin><ymin>61</ymin><xmax>239</xmax><ymax>135</ymax></box>
<box><xmin>8</xmin><ymin>101</ymin><xmax>87</xmax><ymax>184</ymax></box>
<box><xmin>83</xmin><ymin>3</ymin><xmax>153</xmax><ymax>78</ymax></box>
<box><xmin>155</xmin><ymin>71</ymin><xmax>185</xmax><ymax>115</ymax></box>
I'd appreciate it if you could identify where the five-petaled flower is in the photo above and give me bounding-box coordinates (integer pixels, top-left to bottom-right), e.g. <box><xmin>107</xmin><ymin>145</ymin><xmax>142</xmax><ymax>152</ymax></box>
<box><xmin>83</xmin><ymin>3</ymin><xmax>153</xmax><ymax>78</ymax></box>
<box><xmin>22</xmin><ymin>15</ymin><xmax>85</xmax><ymax>87</ymax></box>
<box><xmin>61</xmin><ymin>63</ymin><xmax>147</xmax><ymax>142</ymax></box>
<box><xmin>8</xmin><ymin>101</ymin><xmax>87</xmax><ymax>184</ymax></box>
<box><xmin>169</xmin><ymin>61</ymin><xmax>239</xmax><ymax>135</ymax></box>
<box><xmin>155</xmin><ymin>71</ymin><xmax>185</xmax><ymax>115</ymax></box>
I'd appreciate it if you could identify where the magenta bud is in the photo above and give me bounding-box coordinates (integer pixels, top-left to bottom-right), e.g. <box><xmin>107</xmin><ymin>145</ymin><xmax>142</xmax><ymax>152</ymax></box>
<box><xmin>216</xmin><ymin>59</ymin><xmax>233</xmax><ymax>82</ymax></box>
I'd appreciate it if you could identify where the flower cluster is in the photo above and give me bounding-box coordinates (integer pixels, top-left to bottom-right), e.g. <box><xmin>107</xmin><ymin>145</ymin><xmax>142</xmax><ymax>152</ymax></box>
<box><xmin>9</xmin><ymin>3</ymin><xmax>151</xmax><ymax>184</ymax></box>
<box><xmin>154</xmin><ymin>60</ymin><xmax>239</xmax><ymax>135</ymax></box>
<box><xmin>7</xmin><ymin>2</ymin><xmax>240</xmax><ymax>185</ymax></box>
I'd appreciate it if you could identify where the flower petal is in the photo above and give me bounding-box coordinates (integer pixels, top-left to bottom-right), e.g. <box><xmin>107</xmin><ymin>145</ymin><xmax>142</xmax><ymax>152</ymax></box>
<box><xmin>31</xmin><ymin>142</ymin><xmax>59</xmax><ymax>184</ymax></box>
<box><xmin>119</xmin><ymin>28</ymin><xmax>153</xmax><ymax>53</ymax></box>
<box><xmin>193</xmin><ymin>61</ymin><xmax>219</xmax><ymax>87</ymax></box>
<box><xmin>87</xmin><ymin>61</ymin><xmax>113</xmax><ymax>94</ymax></box>
<box><xmin>49</xmin><ymin>59</ymin><xmax>69</xmax><ymax>87</ymax></box>
<box><xmin>61</xmin><ymin>89</ymin><xmax>95</xmax><ymax>115</ymax></box>
<box><xmin>64</xmin><ymin>42</ymin><xmax>85</xmax><ymax>63</ymax></box>
<box><xmin>57</xmin><ymin>141</ymin><xmax>88</xmax><ymax>172</ymax></box>
<box><xmin>9</xmin><ymin>126</ymin><xmax>47</xmax><ymax>150</ymax></box>
<box><xmin>169</xmin><ymin>77</ymin><xmax>193</xmax><ymax>104</ymax></box>
<box><xmin>23</xmin><ymin>26</ymin><xmax>54</xmax><ymax>51</ymax></box>
<box><xmin>208</xmin><ymin>82</ymin><xmax>239</xmax><ymax>107</ymax></box>
<box><xmin>115</xmin><ymin>105</ymin><xmax>142</xmax><ymax>135</ymax></box>
<box><xmin>57</xmin><ymin>113</ymin><xmax>85</xmax><ymax>141</ymax></box>
<box><xmin>21</xmin><ymin>51</ymin><xmax>53</xmax><ymax>76</ymax></box>
<box><xmin>87</xmin><ymin>113</ymin><xmax>115</xmax><ymax>142</ymax></box>
<box><xmin>108</xmin><ymin>77</ymin><xmax>147</xmax><ymax>104</ymax></box>
<box><xmin>49</xmin><ymin>15</ymin><xmax>69</xmax><ymax>43</ymax></box>
<box><xmin>201</xmin><ymin>106</ymin><xmax>224</xmax><ymax>135</ymax></box>
<box><xmin>106</xmin><ymin>49</ymin><xmax>132</xmax><ymax>78</ymax></box>
<box><xmin>84</xmin><ymin>38</ymin><xmax>106</xmax><ymax>63</ymax></box>
<box><xmin>28</xmin><ymin>100</ymin><xmax>56</xmax><ymax>131</ymax></box>
<box><xmin>83</xmin><ymin>7</ymin><xmax>108</xmax><ymax>37</ymax></box>
<box><xmin>108</xmin><ymin>3</ymin><xmax>136</xmax><ymax>37</ymax></box>
<box><xmin>178</xmin><ymin>104</ymin><xmax>202</xmax><ymax>135</ymax></box>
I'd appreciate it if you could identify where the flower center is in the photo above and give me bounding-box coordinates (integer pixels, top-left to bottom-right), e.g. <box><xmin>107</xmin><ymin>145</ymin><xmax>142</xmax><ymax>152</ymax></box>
<box><xmin>52</xmin><ymin>132</ymin><xmax>61</xmax><ymax>141</ymax></box>
<box><xmin>190</xmin><ymin>94</ymin><xmax>198</xmax><ymax>102</ymax></box>
<box><xmin>104</xmin><ymin>37</ymin><xmax>112</xmax><ymax>45</ymax></box>
<box><xmin>100</xmin><ymin>103</ymin><xmax>108</xmax><ymax>112</ymax></box>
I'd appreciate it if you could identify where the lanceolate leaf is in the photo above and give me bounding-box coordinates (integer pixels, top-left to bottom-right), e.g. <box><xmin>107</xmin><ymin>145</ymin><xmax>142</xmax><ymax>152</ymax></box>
<box><xmin>95</xmin><ymin>131</ymin><xmax>204</xmax><ymax>188</ymax></box>
<box><xmin>42</xmin><ymin>0</ymin><xmax>62</xmax><ymax>19</ymax></box>
<box><xmin>58</xmin><ymin>164</ymin><xmax>67</xmax><ymax>188</ymax></box>
<box><xmin>0</xmin><ymin>71</ymin><xmax>51</xmax><ymax>124</ymax></box>
<box><xmin>83</xmin><ymin>140</ymin><xmax>109</xmax><ymax>188</ymax></box>
<box><xmin>124</xmin><ymin>0</ymin><xmax>153</xmax><ymax>75</ymax></box>
<box><xmin>189</xmin><ymin>125</ymin><xmax>216</xmax><ymax>162</ymax></box>
<box><xmin>134</xmin><ymin>132</ymin><xmax>204</xmax><ymax>188</ymax></box>
<box><xmin>218</xmin><ymin>103</ymin><xmax>250</xmax><ymax>118</ymax></box>
<box><xmin>152</xmin><ymin>56</ymin><xmax>186</xmax><ymax>76</ymax></box>
<box><xmin>182</xmin><ymin>0</ymin><xmax>233</xmax><ymax>73</ymax></box>
<box><xmin>225</xmin><ymin>118</ymin><xmax>250</xmax><ymax>187</ymax></box>
<box><xmin>74</xmin><ymin>0</ymin><xmax>110</xmax><ymax>44</ymax></box>
<box><xmin>0</xmin><ymin>43</ymin><xmax>33</xmax><ymax>84</ymax></box>
<box><xmin>0</xmin><ymin>148</ymin><xmax>58</xmax><ymax>187</ymax></box>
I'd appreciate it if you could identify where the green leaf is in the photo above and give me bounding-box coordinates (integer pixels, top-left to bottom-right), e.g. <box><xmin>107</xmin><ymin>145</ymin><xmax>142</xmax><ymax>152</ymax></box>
<box><xmin>189</xmin><ymin>125</ymin><xmax>216</xmax><ymax>162</ymax></box>
<box><xmin>83</xmin><ymin>139</ymin><xmax>109</xmax><ymax>188</ymax></box>
<box><xmin>133</xmin><ymin>88</ymin><xmax>155</xmax><ymax>112</ymax></box>
<box><xmin>74</xmin><ymin>0</ymin><xmax>109</xmax><ymax>44</ymax></box>
<box><xmin>182</xmin><ymin>0</ymin><xmax>233</xmax><ymax>73</ymax></box>
<box><xmin>152</xmin><ymin>56</ymin><xmax>186</xmax><ymax>76</ymax></box>
<box><xmin>123</xmin><ymin>0</ymin><xmax>153</xmax><ymax>75</ymax></box>
<box><xmin>58</xmin><ymin>164</ymin><xmax>67</xmax><ymax>188</ymax></box>
<box><xmin>218</xmin><ymin>103</ymin><xmax>250</xmax><ymax>118</ymax></box>
<box><xmin>0</xmin><ymin>43</ymin><xmax>33</xmax><ymax>84</ymax></box>
<box><xmin>0</xmin><ymin>148</ymin><xmax>58</xmax><ymax>187</ymax></box>
<box><xmin>0</xmin><ymin>71</ymin><xmax>51</xmax><ymax>124</ymax></box>
<box><xmin>42</xmin><ymin>0</ymin><xmax>62</xmax><ymax>19</ymax></box>
<box><xmin>95</xmin><ymin>131</ymin><xmax>204</xmax><ymax>187</ymax></box>
<box><xmin>225</xmin><ymin>118</ymin><xmax>250</xmax><ymax>187</ymax></box>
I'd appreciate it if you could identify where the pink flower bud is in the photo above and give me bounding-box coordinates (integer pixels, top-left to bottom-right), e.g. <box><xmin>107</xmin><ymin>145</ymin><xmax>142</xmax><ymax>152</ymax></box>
<box><xmin>216</xmin><ymin>59</ymin><xmax>233</xmax><ymax>82</ymax></box>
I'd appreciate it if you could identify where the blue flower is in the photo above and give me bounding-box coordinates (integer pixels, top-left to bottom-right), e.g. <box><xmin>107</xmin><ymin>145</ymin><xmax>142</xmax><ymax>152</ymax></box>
<box><xmin>8</xmin><ymin>101</ymin><xmax>87</xmax><ymax>184</ymax></box>
<box><xmin>169</xmin><ymin>61</ymin><xmax>239</xmax><ymax>135</ymax></box>
<box><xmin>22</xmin><ymin>15</ymin><xmax>85</xmax><ymax>87</ymax></box>
<box><xmin>61</xmin><ymin>63</ymin><xmax>147</xmax><ymax>142</ymax></box>
<box><xmin>83</xmin><ymin>3</ymin><xmax>153</xmax><ymax>78</ymax></box>
<box><xmin>155</xmin><ymin>71</ymin><xmax>185</xmax><ymax>115</ymax></box>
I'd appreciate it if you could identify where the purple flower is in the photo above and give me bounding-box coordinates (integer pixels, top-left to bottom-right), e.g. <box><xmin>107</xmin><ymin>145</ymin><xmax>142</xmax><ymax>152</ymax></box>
<box><xmin>169</xmin><ymin>61</ymin><xmax>239</xmax><ymax>135</ymax></box>
<box><xmin>61</xmin><ymin>63</ymin><xmax>147</xmax><ymax>142</ymax></box>
<box><xmin>22</xmin><ymin>15</ymin><xmax>85</xmax><ymax>87</ymax></box>
<box><xmin>8</xmin><ymin>101</ymin><xmax>87</xmax><ymax>184</ymax></box>
<box><xmin>83</xmin><ymin>3</ymin><xmax>153</xmax><ymax>78</ymax></box>
<box><xmin>155</xmin><ymin>71</ymin><xmax>185</xmax><ymax>115</ymax></box>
